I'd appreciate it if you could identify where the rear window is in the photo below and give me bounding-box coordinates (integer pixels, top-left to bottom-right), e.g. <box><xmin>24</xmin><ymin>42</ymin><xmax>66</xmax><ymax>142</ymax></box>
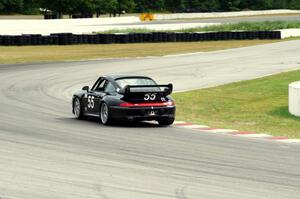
<box><xmin>116</xmin><ymin>78</ymin><xmax>156</xmax><ymax>88</ymax></box>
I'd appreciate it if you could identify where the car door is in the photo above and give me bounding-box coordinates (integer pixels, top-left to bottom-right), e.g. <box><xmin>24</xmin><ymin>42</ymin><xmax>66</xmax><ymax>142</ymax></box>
<box><xmin>86</xmin><ymin>78</ymin><xmax>108</xmax><ymax>116</ymax></box>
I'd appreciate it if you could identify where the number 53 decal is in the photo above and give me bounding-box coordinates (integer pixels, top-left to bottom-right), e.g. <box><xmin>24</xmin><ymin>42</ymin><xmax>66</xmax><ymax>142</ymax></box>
<box><xmin>144</xmin><ymin>93</ymin><xmax>157</xmax><ymax>101</ymax></box>
<box><xmin>87</xmin><ymin>96</ymin><xmax>95</xmax><ymax>109</ymax></box>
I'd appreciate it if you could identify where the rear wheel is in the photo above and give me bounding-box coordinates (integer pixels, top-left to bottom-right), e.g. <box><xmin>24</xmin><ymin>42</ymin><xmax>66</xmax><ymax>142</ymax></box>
<box><xmin>73</xmin><ymin>98</ymin><xmax>83</xmax><ymax>119</ymax></box>
<box><xmin>100</xmin><ymin>102</ymin><xmax>112</xmax><ymax>125</ymax></box>
<box><xmin>158</xmin><ymin>118</ymin><xmax>175</xmax><ymax>126</ymax></box>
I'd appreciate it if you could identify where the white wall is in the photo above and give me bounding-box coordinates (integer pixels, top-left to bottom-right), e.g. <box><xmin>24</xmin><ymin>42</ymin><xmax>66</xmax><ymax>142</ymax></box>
<box><xmin>0</xmin><ymin>17</ymin><xmax>218</xmax><ymax>35</ymax></box>
<box><xmin>155</xmin><ymin>9</ymin><xmax>300</xmax><ymax>20</ymax></box>
<box><xmin>280</xmin><ymin>29</ymin><xmax>300</xmax><ymax>38</ymax></box>
<box><xmin>0</xmin><ymin>17</ymin><xmax>140</xmax><ymax>35</ymax></box>
<box><xmin>289</xmin><ymin>81</ymin><xmax>300</xmax><ymax>117</ymax></box>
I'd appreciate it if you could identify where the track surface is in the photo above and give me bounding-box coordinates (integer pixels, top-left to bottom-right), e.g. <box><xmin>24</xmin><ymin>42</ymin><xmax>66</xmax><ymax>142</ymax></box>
<box><xmin>122</xmin><ymin>15</ymin><xmax>300</xmax><ymax>26</ymax></box>
<box><xmin>0</xmin><ymin>40</ymin><xmax>300</xmax><ymax>199</ymax></box>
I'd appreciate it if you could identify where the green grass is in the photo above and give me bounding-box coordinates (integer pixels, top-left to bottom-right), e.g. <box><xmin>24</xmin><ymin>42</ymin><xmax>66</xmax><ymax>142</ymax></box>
<box><xmin>173</xmin><ymin>70</ymin><xmax>300</xmax><ymax>138</ymax></box>
<box><xmin>186</xmin><ymin>21</ymin><xmax>300</xmax><ymax>32</ymax></box>
<box><xmin>95</xmin><ymin>28</ymin><xmax>150</xmax><ymax>34</ymax></box>
<box><xmin>0</xmin><ymin>40</ymin><xmax>279</xmax><ymax>64</ymax></box>
<box><xmin>94</xmin><ymin>21</ymin><xmax>300</xmax><ymax>34</ymax></box>
<box><xmin>168</xmin><ymin>13</ymin><xmax>300</xmax><ymax>21</ymax></box>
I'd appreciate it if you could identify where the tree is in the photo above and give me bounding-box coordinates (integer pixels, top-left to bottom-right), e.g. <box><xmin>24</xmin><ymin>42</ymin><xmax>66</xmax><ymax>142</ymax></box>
<box><xmin>38</xmin><ymin>0</ymin><xmax>70</xmax><ymax>18</ymax></box>
<box><xmin>93</xmin><ymin>0</ymin><xmax>107</xmax><ymax>17</ymax></box>
<box><xmin>0</xmin><ymin>0</ymin><xmax>24</xmax><ymax>13</ymax></box>
<box><xmin>184</xmin><ymin>0</ymin><xmax>220</xmax><ymax>12</ymax></box>
<box><xmin>165</xmin><ymin>0</ymin><xmax>185</xmax><ymax>12</ymax></box>
<box><xmin>219</xmin><ymin>0</ymin><xmax>241</xmax><ymax>11</ymax></box>
<box><xmin>70</xmin><ymin>0</ymin><xmax>94</xmax><ymax>16</ymax></box>
<box><xmin>244</xmin><ymin>0</ymin><xmax>273</xmax><ymax>10</ymax></box>
<box><xmin>118</xmin><ymin>0</ymin><xmax>135</xmax><ymax>15</ymax></box>
<box><xmin>23</xmin><ymin>0</ymin><xmax>39</xmax><ymax>14</ymax></box>
<box><xmin>135</xmin><ymin>0</ymin><xmax>165</xmax><ymax>12</ymax></box>
<box><xmin>0</xmin><ymin>2</ymin><xmax>4</xmax><ymax>12</ymax></box>
<box><xmin>105</xmin><ymin>0</ymin><xmax>118</xmax><ymax>16</ymax></box>
<box><xmin>185</xmin><ymin>0</ymin><xmax>201</xmax><ymax>12</ymax></box>
<box><xmin>273</xmin><ymin>0</ymin><xmax>288</xmax><ymax>9</ymax></box>
<box><xmin>1</xmin><ymin>0</ymin><xmax>298</xmax><ymax>16</ymax></box>
<box><xmin>198</xmin><ymin>0</ymin><xmax>220</xmax><ymax>12</ymax></box>
<box><xmin>289</xmin><ymin>0</ymin><xmax>300</xmax><ymax>9</ymax></box>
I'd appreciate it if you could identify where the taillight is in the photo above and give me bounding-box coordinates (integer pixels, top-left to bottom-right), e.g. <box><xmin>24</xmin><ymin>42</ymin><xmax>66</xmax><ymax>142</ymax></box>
<box><xmin>166</xmin><ymin>101</ymin><xmax>175</xmax><ymax>106</ymax></box>
<box><xmin>119</xmin><ymin>101</ymin><xmax>175</xmax><ymax>107</ymax></box>
<box><xmin>119</xmin><ymin>102</ymin><xmax>134</xmax><ymax>107</ymax></box>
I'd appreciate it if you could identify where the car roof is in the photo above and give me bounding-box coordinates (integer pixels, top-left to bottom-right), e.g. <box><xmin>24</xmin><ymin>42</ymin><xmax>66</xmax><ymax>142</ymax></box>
<box><xmin>104</xmin><ymin>74</ymin><xmax>153</xmax><ymax>81</ymax></box>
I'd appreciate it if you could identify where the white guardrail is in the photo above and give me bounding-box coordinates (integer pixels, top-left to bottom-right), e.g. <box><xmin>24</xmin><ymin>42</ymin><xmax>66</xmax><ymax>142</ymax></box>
<box><xmin>280</xmin><ymin>29</ymin><xmax>300</xmax><ymax>38</ymax></box>
<box><xmin>0</xmin><ymin>16</ymin><xmax>140</xmax><ymax>35</ymax></box>
<box><xmin>289</xmin><ymin>81</ymin><xmax>300</xmax><ymax>117</ymax></box>
<box><xmin>155</xmin><ymin>9</ymin><xmax>300</xmax><ymax>20</ymax></box>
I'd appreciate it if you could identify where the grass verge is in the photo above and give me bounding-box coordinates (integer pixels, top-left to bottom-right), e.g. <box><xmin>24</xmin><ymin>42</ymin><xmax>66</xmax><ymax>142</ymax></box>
<box><xmin>96</xmin><ymin>21</ymin><xmax>300</xmax><ymax>34</ymax></box>
<box><xmin>0</xmin><ymin>40</ymin><xmax>279</xmax><ymax>64</ymax></box>
<box><xmin>173</xmin><ymin>70</ymin><xmax>300</xmax><ymax>138</ymax></box>
<box><xmin>185</xmin><ymin>21</ymin><xmax>300</xmax><ymax>32</ymax></box>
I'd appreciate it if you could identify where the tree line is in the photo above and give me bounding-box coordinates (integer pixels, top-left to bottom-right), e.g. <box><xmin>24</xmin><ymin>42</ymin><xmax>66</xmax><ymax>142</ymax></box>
<box><xmin>1</xmin><ymin>0</ymin><xmax>300</xmax><ymax>17</ymax></box>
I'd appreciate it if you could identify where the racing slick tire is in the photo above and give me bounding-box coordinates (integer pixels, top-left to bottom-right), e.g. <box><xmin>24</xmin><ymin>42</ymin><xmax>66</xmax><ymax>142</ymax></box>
<box><xmin>100</xmin><ymin>102</ymin><xmax>113</xmax><ymax>125</ymax></box>
<box><xmin>158</xmin><ymin>118</ymin><xmax>175</xmax><ymax>126</ymax></box>
<box><xmin>73</xmin><ymin>97</ymin><xmax>84</xmax><ymax>119</ymax></box>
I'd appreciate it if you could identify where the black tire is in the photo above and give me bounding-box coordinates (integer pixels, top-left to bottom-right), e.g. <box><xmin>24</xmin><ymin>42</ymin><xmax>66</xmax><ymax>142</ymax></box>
<box><xmin>73</xmin><ymin>97</ymin><xmax>83</xmax><ymax>119</ymax></box>
<box><xmin>158</xmin><ymin>118</ymin><xmax>175</xmax><ymax>126</ymax></box>
<box><xmin>100</xmin><ymin>102</ymin><xmax>113</xmax><ymax>125</ymax></box>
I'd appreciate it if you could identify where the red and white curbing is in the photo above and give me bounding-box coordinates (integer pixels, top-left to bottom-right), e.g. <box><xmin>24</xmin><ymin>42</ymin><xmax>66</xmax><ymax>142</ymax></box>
<box><xmin>173</xmin><ymin>121</ymin><xmax>300</xmax><ymax>144</ymax></box>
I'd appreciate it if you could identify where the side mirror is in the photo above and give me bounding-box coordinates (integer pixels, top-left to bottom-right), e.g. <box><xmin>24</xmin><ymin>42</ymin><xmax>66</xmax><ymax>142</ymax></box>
<box><xmin>82</xmin><ymin>86</ymin><xmax>89</xmax><ymax>91</ymax></box>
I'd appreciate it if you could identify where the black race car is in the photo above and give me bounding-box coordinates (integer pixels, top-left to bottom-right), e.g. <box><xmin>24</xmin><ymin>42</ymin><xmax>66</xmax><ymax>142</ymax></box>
<box><xmin>72</xmin><ymin>75</ymin><xmax>176</xmax><ymax>126</ymax></box>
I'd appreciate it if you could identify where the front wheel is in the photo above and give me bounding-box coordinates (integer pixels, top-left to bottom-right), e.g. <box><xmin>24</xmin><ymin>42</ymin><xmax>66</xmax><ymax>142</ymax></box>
<box><xmin>158</xmin><ymin>118</ymin><xmax>175</xmax><ymax>126</ymax></box>
<box><xmin>73</xmin><ymin>98</ymin><xmax>83</xmax><ymax>119</ymax></box>
<box><xmin>100</xmin><ymin>102</ymin><xmax>113</xmax><ymax>125</ymax></box>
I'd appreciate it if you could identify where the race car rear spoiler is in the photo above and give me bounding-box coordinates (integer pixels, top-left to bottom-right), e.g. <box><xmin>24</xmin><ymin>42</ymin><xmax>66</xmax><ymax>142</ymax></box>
<box><xmin>122</xmin><ymin>84</ymin><xmax>173</xmax><ymax>95</ymax></box>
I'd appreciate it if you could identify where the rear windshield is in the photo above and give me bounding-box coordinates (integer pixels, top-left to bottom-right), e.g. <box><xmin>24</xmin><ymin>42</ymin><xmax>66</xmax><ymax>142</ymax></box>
<box><xmin>116</xmin><ymin>78</ymin><xmax>156</xmax><ymax>88</ymax></box>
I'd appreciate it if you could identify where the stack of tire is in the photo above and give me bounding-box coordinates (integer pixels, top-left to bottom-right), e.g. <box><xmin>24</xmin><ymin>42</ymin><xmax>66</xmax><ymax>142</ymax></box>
<box><xmin>0</xmin><ymin>31</ymin><xmax>282</xmax><ymax>46</ymax></box>
<box><xmin>50</xmin><ymin>33</ymin><xmax>73</xmax><ymax>45</ymax></box>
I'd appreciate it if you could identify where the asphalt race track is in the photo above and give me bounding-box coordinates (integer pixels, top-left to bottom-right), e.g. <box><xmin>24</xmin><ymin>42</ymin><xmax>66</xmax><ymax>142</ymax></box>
<box><xmin>0</xmin><ymin>40</ymin><xmax>300</xmax><ymax>199</ymax></box>
<box><xmin>122</xmin><ymin>15</ymin><xmax>300</xmax><ymax>26</ymax></box>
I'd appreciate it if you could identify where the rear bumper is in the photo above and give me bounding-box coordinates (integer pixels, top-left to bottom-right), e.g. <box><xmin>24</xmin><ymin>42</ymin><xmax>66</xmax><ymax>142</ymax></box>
<box><xmin>110</xmin><ymin>106</ymin><xmax>176</xmax><ymax>121</ymax></box>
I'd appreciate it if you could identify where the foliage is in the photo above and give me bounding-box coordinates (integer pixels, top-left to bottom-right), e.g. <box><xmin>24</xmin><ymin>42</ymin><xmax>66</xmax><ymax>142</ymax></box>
<box><xmin>289</xmin><ymin>0</ymin><xmax>300</xmax><ymax>9</ymax></box>
<box><xmin>0</xmin><ymin>0</ymin><xmax>23</xmax><ymax>13</ymax></box>
<box><xmin>1</xmin><ymin>0</ymin><xmax>300</xmax><ymax>15</ymax></box>
<box><xmin>118</xmin><ymin>0</ymin><xmax>136</xmax><ymax>13</ymax></box>
<box><xmin>165</xmin><ymin>0</ymin><xmax>185</xmax><ymax>13</ymax></box>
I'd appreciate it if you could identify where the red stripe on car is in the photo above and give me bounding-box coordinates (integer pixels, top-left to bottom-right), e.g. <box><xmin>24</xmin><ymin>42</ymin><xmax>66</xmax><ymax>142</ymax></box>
<box><xmin>120</xmin><ymin>101</ymin><xmax>175</xmax><ymax>107</ymax></box>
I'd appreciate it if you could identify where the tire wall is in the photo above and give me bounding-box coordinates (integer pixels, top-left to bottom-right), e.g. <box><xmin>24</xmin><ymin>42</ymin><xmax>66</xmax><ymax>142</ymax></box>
<box><xmin>0</xmin><ymin>31</ymin><xmax>281</xmax><ymax>46</ymax></box>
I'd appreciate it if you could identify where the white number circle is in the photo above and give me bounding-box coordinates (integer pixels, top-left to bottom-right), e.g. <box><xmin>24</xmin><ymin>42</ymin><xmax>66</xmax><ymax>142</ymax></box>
<box><xmin>88</xmin><ymin>96</ymin><xmax>95</xmax><ymax>109</ymax></box>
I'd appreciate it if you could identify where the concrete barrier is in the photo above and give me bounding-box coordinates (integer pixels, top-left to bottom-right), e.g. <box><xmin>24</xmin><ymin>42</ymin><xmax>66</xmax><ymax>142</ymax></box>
<box><xmin>155</xmin><ymin>9</ymin><xmax>300</xmax><ymax>20</ymax></box>
<box><xmin>0</xmin><ymin>17</ymin><xmax>140</xmax><ymax>35</ymax></box>
<box><xmin>289</xmin><ymin>81</ymin><xmax>300</xmax><ymax>117</ymax></box>
<box><xmin>280</xmin><ymin>29</ymin><xmax>300</xmax><ymax>38</ymax></box>
<box><xmin>0</xmin><ymin>18</ymin><xmax>219</xmax><ymax>35</ymax></box>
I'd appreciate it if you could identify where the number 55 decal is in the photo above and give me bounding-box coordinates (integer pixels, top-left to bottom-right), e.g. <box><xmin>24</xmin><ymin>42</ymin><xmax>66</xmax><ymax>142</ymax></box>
<box><xmin>87</xmin><ymin>96</ymin><xmax>95</xmax><ymax>109</ymax></box>
<box><xmin>144</xmin><ymin>93</ymin><xmax>157</xmax><ymax>101</ymax></box>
